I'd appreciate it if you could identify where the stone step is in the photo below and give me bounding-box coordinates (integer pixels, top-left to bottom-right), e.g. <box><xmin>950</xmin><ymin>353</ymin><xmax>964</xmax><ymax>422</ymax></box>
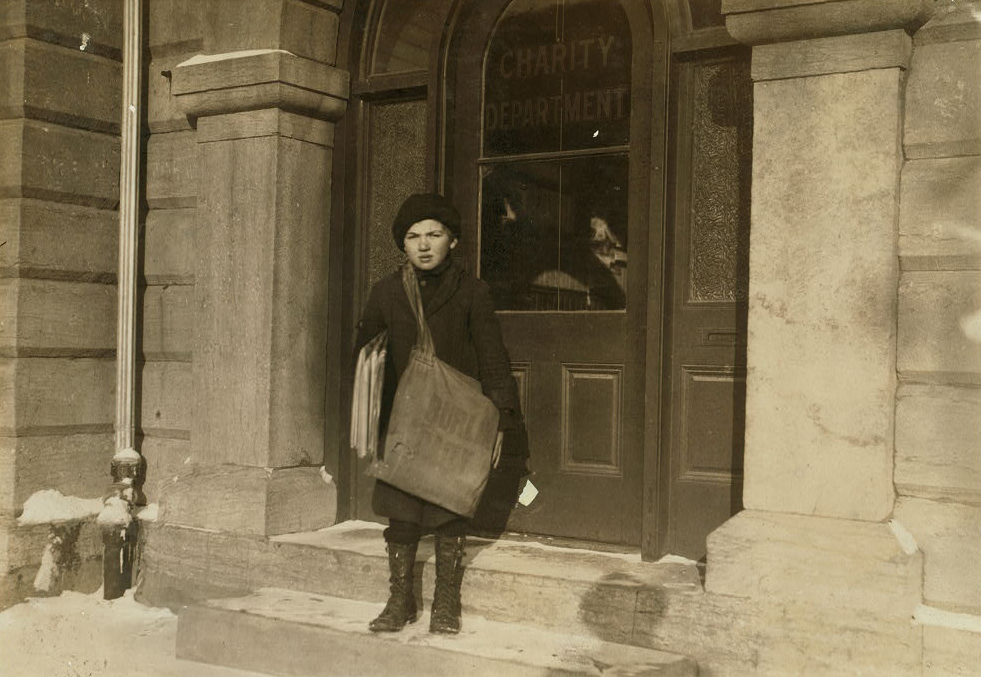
<box><xmin>264</xmin><ymin>521</ymin><xmax>703</xmax><ymax>646</ymax></box>
<box><xmin>177</xmin><ymin>587</ymin><xmax>698</xmax><ymax>677</ymax></box>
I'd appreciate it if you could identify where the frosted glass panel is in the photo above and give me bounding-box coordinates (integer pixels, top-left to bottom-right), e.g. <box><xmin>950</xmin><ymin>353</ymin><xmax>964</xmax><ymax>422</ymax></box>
<box><xmin>368</xmin><ymin>100</ymin><xmax>427</xmax><ymax>286</ymax></box>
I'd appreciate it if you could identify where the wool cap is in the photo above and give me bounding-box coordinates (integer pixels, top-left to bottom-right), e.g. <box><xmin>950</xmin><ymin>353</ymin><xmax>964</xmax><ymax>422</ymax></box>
<box><xmin>392</xmin><ymin>193</ymin><xmax>461</xmax><ymax>251</ymax></box>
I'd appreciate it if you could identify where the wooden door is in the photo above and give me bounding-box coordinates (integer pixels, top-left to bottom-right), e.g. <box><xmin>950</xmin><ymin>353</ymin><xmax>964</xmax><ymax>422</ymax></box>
<box><xmin>661</xmin><ymin>50</ymin><xmax>753</xmax><ymax>560</ymax></box>
<box><xmin>446</xmin><ymin>0</ymin><xmax>666</xmax><ymax>545</ymax></box>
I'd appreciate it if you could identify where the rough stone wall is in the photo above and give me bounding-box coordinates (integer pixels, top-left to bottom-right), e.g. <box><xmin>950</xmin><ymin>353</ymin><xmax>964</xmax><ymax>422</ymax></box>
<box><xmin>141</xmin><ymin>0</ymin><xmax>201</xmax><ymax>504</ymax></box>
<box><xmin>895</xmin><ymin>4</ymin><xmax>981</xmax><ymax>672</ymax></box>
<box><xmin>0</xmin><ymin>0</ymin><xmax>123</xmax><ymax>607</ymax></box>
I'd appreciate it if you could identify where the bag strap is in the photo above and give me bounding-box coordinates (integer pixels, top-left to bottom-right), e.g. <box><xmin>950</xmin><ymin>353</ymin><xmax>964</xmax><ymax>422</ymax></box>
<box><xmin>401</xmin><ymin>262</ymin><xmax>436</xmax><ymax>357</ymax></box>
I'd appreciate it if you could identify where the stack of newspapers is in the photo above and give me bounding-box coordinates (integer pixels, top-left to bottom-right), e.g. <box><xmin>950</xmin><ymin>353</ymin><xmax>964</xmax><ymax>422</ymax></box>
<box><xmin>350</xmin><ymin>331</ymin><xmax>387</xmax><ymax>460</ymax></box>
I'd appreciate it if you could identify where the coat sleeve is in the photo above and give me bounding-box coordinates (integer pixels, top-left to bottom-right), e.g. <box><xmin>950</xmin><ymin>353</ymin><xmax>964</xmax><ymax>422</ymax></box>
<box><xmin>469</xmin><ymin>280</ymin><xmax>522</xmax><ymax>431</ymax></box>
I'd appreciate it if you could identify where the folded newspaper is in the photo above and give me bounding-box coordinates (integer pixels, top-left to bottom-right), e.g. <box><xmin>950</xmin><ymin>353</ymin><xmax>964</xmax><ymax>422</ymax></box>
<box><xmin>350</xmin><ymin>331</ymin><xmax>387</xmax><ymax>460</ymax></box>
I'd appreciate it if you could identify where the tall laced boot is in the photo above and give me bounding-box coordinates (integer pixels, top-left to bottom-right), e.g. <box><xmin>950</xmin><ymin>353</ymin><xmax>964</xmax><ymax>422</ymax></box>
<box><xmin>429</xmin><ymin>533</ymin><xmax>466</xmax><ymax>634</ymax></box>
<box><xmin>369</xmin><ymin>541</ymin><xmax>418</xmax><ymax>632</ymax></box>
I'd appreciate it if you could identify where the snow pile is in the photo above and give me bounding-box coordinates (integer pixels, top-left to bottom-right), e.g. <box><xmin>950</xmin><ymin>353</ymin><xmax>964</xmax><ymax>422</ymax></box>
<box><xmin>17</xmin><ymin>489</ymin><xmax>103</xmax><ymax>526</ymax></box>
<box><xmin>136</xmin><ymin>503</ymin><xmax>159</xmax><ymax>521</ymax></box>
<box><xmin>17</xmin><ymin>490</ymin><xmax>104</xmax><ymax>592</ymax></box>
<box><xmin>33</xmin><ymin>540</ymin><xmax>61</xmax><ymax>592</ymax></box>
<box><xmin>0</xmin><ymin>589</ymin><xmax>271</xmax><ymax>676</ymax></box>
<box><xmin>97</xmin><ymin>495</ymin><xmax>133</xmax><ymax>528</ymax></box>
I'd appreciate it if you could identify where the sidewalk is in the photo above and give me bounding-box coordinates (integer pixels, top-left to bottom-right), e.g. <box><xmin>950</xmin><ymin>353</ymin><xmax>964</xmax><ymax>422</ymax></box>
<box><xmin>0</xmin><ymin>589</ymin><xmax>267</xmax><ymax>677</ymax></box>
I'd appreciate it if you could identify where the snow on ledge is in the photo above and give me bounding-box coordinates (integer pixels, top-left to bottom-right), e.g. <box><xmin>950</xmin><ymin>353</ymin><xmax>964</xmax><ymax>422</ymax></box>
<box><xmin>17</xmin><ymin>490</ymin><xmax>103</xmax><ymax>526</ymax></box>
<box><xmin>466</xmin><ymin>536</ymin><xmax>643</xmax><ymax>563</ymax></box>
<box><xmin>315</xmin><ymin>519</ymin><xmax>383</xmax><ymax>534</ymax></box>
<box><xmin>913</xmin><ymin>604</ymin><xmax>981</xmax><ymax>634</ymax></box>
<box><xmin>888</xmin><ymin>519</ymin><xmax>919</xmax><ymax>556</ymax></box>
<box><xmin>113</xmin><ymin>447</ymin><xmax>141</xmax><ymax>462</ymax></box>
<box><xmin>656</xmin><ymin>554</ymin><xmax>700</xmax><ymax>566</ymax></box>
<box><xmin>177</xmin><ymin>49</ymin><xmax>293</xmax><ymax>68</ymax></box>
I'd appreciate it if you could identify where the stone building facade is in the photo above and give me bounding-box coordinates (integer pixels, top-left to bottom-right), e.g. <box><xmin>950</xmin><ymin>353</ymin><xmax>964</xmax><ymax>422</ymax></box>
<box><xmin>0</xmin><ymin>0</ymin><xmax>979</xmax><ymax>674</ymax></box>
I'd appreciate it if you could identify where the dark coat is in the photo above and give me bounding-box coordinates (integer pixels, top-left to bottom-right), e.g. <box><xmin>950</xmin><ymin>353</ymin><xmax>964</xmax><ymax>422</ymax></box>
<box><xmin>354</xmin><ymin>258</ymin><xmax>527</xmax><ymax>527</ymax></box>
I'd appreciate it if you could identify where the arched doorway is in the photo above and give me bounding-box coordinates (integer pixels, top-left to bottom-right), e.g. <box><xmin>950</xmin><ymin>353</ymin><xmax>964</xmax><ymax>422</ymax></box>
<box><xmin>330</xmin><ymin>0</ymin><xmax>750</xmax><ymax>560</ymax></box>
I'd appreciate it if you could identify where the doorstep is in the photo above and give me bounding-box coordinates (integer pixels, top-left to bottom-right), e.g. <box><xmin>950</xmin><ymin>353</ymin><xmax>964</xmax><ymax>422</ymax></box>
<box><xmin>267</xmin><ymin>521</ymin><xmax>703</xmax><ymax>643</ymax></box>
<box><xmin>177</xmin><ymin>587</ymin><xmax>699</xmax><ymax>677</ymax></box>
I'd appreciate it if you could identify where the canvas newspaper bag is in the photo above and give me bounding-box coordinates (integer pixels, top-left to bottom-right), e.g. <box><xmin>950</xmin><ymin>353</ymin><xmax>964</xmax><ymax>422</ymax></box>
<box><xmin>364</xmin><ymin>263</ymin><xmax>500</xmax><ymax>517</ymax></box>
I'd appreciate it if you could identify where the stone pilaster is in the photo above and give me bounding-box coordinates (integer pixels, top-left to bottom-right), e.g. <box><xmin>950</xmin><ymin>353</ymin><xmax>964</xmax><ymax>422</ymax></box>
<box><xmin>741</xmin><ymin>27</ymin><xmax>910</xmax><ymax>521</ymax></box>
<box><xmin>718</xmin><ymin>0</ymin><xmax>935</xmax><ymax>524</ymax></box>
<box><xmin>706</xmin><ymin>0</ymin><xmax>932</xmax><ymax>653</ymax></box>
<box><xmin>158</xmin><ymin>48</ymin><xmax>349</xmax><ymax>536</ymax></box>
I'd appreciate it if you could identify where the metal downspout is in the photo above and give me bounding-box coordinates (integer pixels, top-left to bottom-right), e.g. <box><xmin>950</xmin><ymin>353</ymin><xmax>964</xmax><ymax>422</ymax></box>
<box><xmin>98</xmin><ymin>0</ymin><xmax>144</xmax><ymax>601</ymax></box>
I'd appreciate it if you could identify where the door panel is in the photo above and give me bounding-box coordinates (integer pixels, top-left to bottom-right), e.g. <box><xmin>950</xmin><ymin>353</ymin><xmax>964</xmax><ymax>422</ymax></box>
<box><xmin>668</xmin><ymin>364</ymin><xmax>746</xmax><ymax>556</ymax></box>
<box><xmin>497</xmin><ymin>311</ymin><xmax>641</xmax><ymax>544</ymax></box>
<box><xmin>663</xmin><ymin>51</ymin><xmax>752</xmax><ymax>560</ymax></box>
<box><xmin>678</xmin><ymin>366</ymin><xmax>744</xmax><ymax>478</ymax></box>
<box><xmin>562</xmin><ymin>364</ymin><xmax>622</xmax><ymax>472</ymax></box>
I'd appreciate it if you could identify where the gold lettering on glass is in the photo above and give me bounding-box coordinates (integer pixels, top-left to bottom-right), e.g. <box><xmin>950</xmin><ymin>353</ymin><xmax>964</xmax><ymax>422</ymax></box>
<box><xmin>479</xmin><ymin>0</ymin><xmax>632</xmax><ymax>311</ymax></box>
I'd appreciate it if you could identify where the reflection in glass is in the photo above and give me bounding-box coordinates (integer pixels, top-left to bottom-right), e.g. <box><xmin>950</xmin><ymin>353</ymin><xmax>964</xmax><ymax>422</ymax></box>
<box><xmin>481</xmin><ymin>164</ymin><xmax>561</xmax><ymax>310</ymax></box>
<box><xmin>556</xmin><ymin>157</ymin><xmax>628</xmax><ymax>310</ymax></box>
<box><xmin>480</xmin><ymin>157</ymin><xmax>628</xmax><ymax>311</ymax></box>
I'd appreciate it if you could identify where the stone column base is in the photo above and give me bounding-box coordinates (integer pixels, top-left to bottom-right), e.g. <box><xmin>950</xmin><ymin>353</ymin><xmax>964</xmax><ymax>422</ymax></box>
<box><xmin>159</xmin><ymin>465</ymin><xmax>337</xmax><ymax>536</ymax></box>
<box><xmin>707</xmin><ymin>510</ymin><xmax>922</xmax><ymax>620</ymax></box>
<box><xmin>704</xmin><ymin>510</ymin><xmax>926</xmax><ymax>674</ymax></box>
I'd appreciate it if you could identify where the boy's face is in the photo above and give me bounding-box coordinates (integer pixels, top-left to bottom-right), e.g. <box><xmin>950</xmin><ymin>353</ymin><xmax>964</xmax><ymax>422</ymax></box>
<box><xmin>404</xmin><ymin>219</ymin><xmax>457</xmax><ymax>270</ymax></box>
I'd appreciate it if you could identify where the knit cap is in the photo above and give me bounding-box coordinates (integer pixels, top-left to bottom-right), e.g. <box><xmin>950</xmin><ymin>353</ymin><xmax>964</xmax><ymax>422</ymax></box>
<box><xmin>392</xmin><ymin>193</ymin><xmax>461</xmax><ymax>251</ymax></box>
